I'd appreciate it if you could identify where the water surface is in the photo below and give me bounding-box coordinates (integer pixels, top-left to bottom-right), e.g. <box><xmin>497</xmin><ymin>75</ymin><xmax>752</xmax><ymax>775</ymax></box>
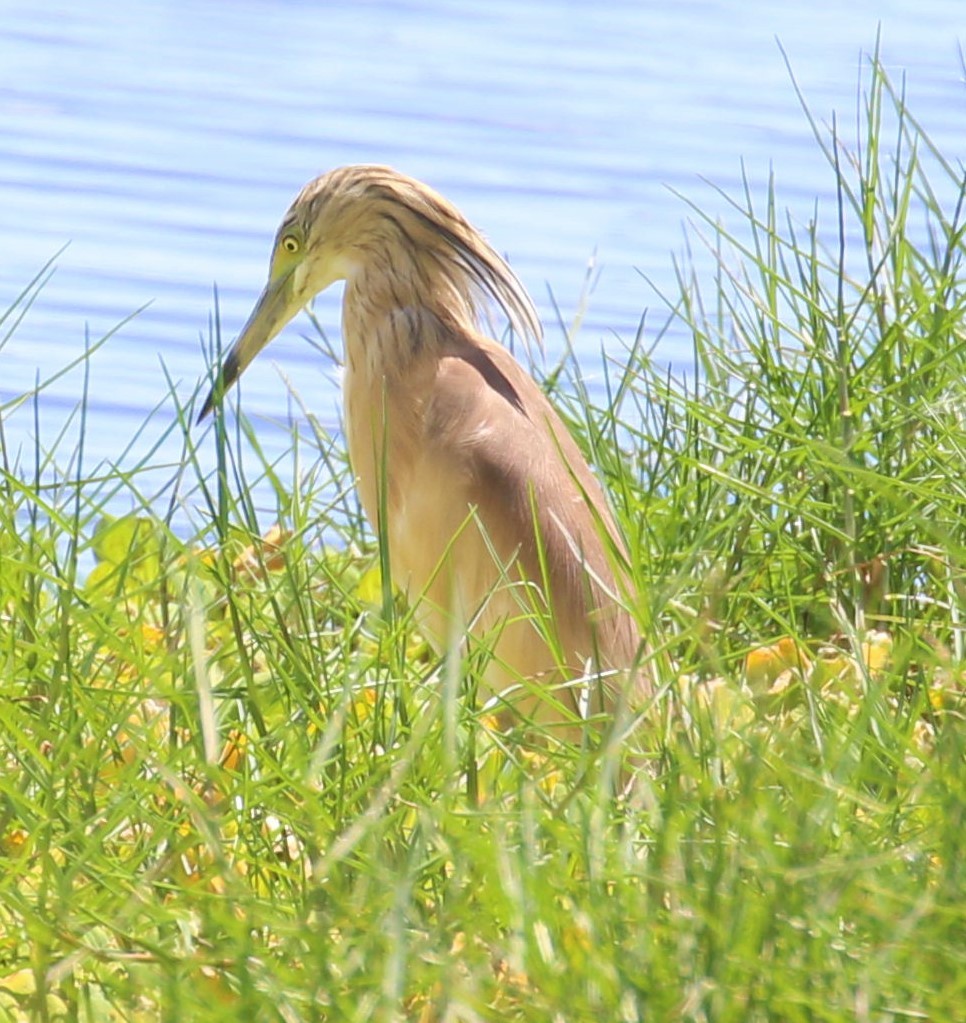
<box><xmin>1</xmin><ymin>0</ymin><xmax>963</xmax><ymax>517</ymax></box>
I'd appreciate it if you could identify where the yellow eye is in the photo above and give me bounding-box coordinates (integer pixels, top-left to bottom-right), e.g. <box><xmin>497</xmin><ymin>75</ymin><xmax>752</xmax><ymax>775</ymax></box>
<box><xmin>281</xmin><ymin>234</ymin><xmax>300</xmax><ymax>254</ymax></box>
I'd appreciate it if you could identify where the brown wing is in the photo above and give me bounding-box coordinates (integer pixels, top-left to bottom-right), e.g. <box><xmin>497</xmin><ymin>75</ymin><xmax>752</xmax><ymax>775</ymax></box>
<box><xmin>420</xmin><ymin>334</ymin><xmax>639</xmax><ymax>680</ymax></box>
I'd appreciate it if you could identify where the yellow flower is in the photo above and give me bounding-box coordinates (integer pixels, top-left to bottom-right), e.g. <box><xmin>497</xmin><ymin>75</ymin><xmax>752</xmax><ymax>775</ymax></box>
<box><xmin>745</xmin><ymin>637</ymin><xmax>810</xmax><ymax>692</ymax></box>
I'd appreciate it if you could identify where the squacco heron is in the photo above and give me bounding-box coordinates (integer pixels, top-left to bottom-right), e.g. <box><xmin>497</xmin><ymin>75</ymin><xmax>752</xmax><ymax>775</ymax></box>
<box><xmin>200</xmin><ymin>165</ymin><xmax>646</xmax><ymax>727</ymax></box>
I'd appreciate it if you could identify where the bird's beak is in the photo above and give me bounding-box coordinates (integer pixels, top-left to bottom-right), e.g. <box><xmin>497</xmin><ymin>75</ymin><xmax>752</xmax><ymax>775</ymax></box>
<box><xmin>197</xmin><ymin>268</ymin><xmax>300</xmax><ymax>422</ymax></box>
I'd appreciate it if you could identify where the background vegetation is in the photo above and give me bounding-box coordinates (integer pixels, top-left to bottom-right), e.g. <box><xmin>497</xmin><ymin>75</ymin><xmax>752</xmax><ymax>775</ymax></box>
<box><xmin>1</xmin><ymin>57</ymin><xmax>962</xmax><ymax>1021</ymax></box>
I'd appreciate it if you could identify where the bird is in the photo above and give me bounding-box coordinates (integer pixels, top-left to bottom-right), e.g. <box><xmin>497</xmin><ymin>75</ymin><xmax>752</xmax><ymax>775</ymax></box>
<box><xmin>199</xmin><ymin>165</ymin><xmax>647</xmax><ymax>731</ymax></box>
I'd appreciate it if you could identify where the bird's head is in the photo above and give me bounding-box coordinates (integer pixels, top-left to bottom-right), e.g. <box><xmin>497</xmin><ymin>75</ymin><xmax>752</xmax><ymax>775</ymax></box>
<box><xmin>197</xmin><ymin>168</ymin><xmax>358</xmax><ymax>421</ymax></box>
<box><xmin>198</xmin><ymin>165</ymin><xmax>540</xmax><ymax>421</ymax></box>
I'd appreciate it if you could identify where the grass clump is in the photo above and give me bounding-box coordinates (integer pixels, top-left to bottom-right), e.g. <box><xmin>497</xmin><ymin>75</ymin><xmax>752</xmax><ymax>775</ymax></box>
<box><xmin>0</xmin><ymin>53</ymin><xmax>963</xmax><ymax>1021</ymax></box>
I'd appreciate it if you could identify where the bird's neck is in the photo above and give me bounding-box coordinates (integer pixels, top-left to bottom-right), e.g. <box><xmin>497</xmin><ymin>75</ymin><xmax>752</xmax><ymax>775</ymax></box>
<box><xmin>341</xmin><ymin>259</ymin><xmax>476</xmax><ymax>381</ymax></box>
<box><xmin>340</xmin><ymin>262</ymin><xmax>467</xmax><ymax>532</ymax></box>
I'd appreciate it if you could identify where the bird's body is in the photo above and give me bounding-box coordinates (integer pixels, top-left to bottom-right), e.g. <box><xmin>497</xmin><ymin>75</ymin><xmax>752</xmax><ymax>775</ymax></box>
<box><xmin>201</xmin><ymin>165</ymin><xmax>646</xmax><ymax>726</ymax></box>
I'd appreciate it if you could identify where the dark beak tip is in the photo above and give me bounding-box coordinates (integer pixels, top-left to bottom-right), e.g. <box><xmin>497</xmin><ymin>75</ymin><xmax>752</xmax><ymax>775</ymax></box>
<box><xmin>197</xmin><ymin>350</ymin><xmax>242</xmax><ymax>425</ymax></box>
<box><xmin>196</xmin><ymin>396</ymin><xmax>213</xmax><ymax>424</ymax></box>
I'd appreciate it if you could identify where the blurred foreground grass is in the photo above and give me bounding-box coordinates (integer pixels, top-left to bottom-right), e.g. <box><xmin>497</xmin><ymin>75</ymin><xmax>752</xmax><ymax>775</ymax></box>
<box><xmin>1</xmin><ymin>55</ymin><xmax>963</xmax><ymax>1022</ymax></box>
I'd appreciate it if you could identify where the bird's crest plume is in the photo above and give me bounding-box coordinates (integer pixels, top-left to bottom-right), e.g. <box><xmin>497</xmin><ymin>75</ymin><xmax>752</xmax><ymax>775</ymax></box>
<box><xmin>298</xmin><ymin>165</ymin><xmax>543</xmax><ymax>357</ymax></box>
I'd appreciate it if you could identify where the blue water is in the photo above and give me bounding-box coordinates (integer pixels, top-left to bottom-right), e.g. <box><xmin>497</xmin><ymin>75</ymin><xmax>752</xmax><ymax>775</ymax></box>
<box><xmin>1</xmin><ymin>0</ymin><xmax>963</xmax><ymax>519</ymax></box>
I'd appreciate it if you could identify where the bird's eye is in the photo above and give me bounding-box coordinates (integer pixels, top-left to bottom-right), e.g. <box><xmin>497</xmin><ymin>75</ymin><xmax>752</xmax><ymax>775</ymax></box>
<box><xmin>281</xmin><ymin>234</ymin><xmax>300</xmax><ymax>254</ymax></box>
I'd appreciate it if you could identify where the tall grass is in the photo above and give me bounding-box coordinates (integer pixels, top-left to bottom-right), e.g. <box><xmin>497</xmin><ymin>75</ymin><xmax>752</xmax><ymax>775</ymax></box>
<box><xmin>1</xmin><ymin>55</ymin><xmax>962</xmax><ymax>1021</ymax></box>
